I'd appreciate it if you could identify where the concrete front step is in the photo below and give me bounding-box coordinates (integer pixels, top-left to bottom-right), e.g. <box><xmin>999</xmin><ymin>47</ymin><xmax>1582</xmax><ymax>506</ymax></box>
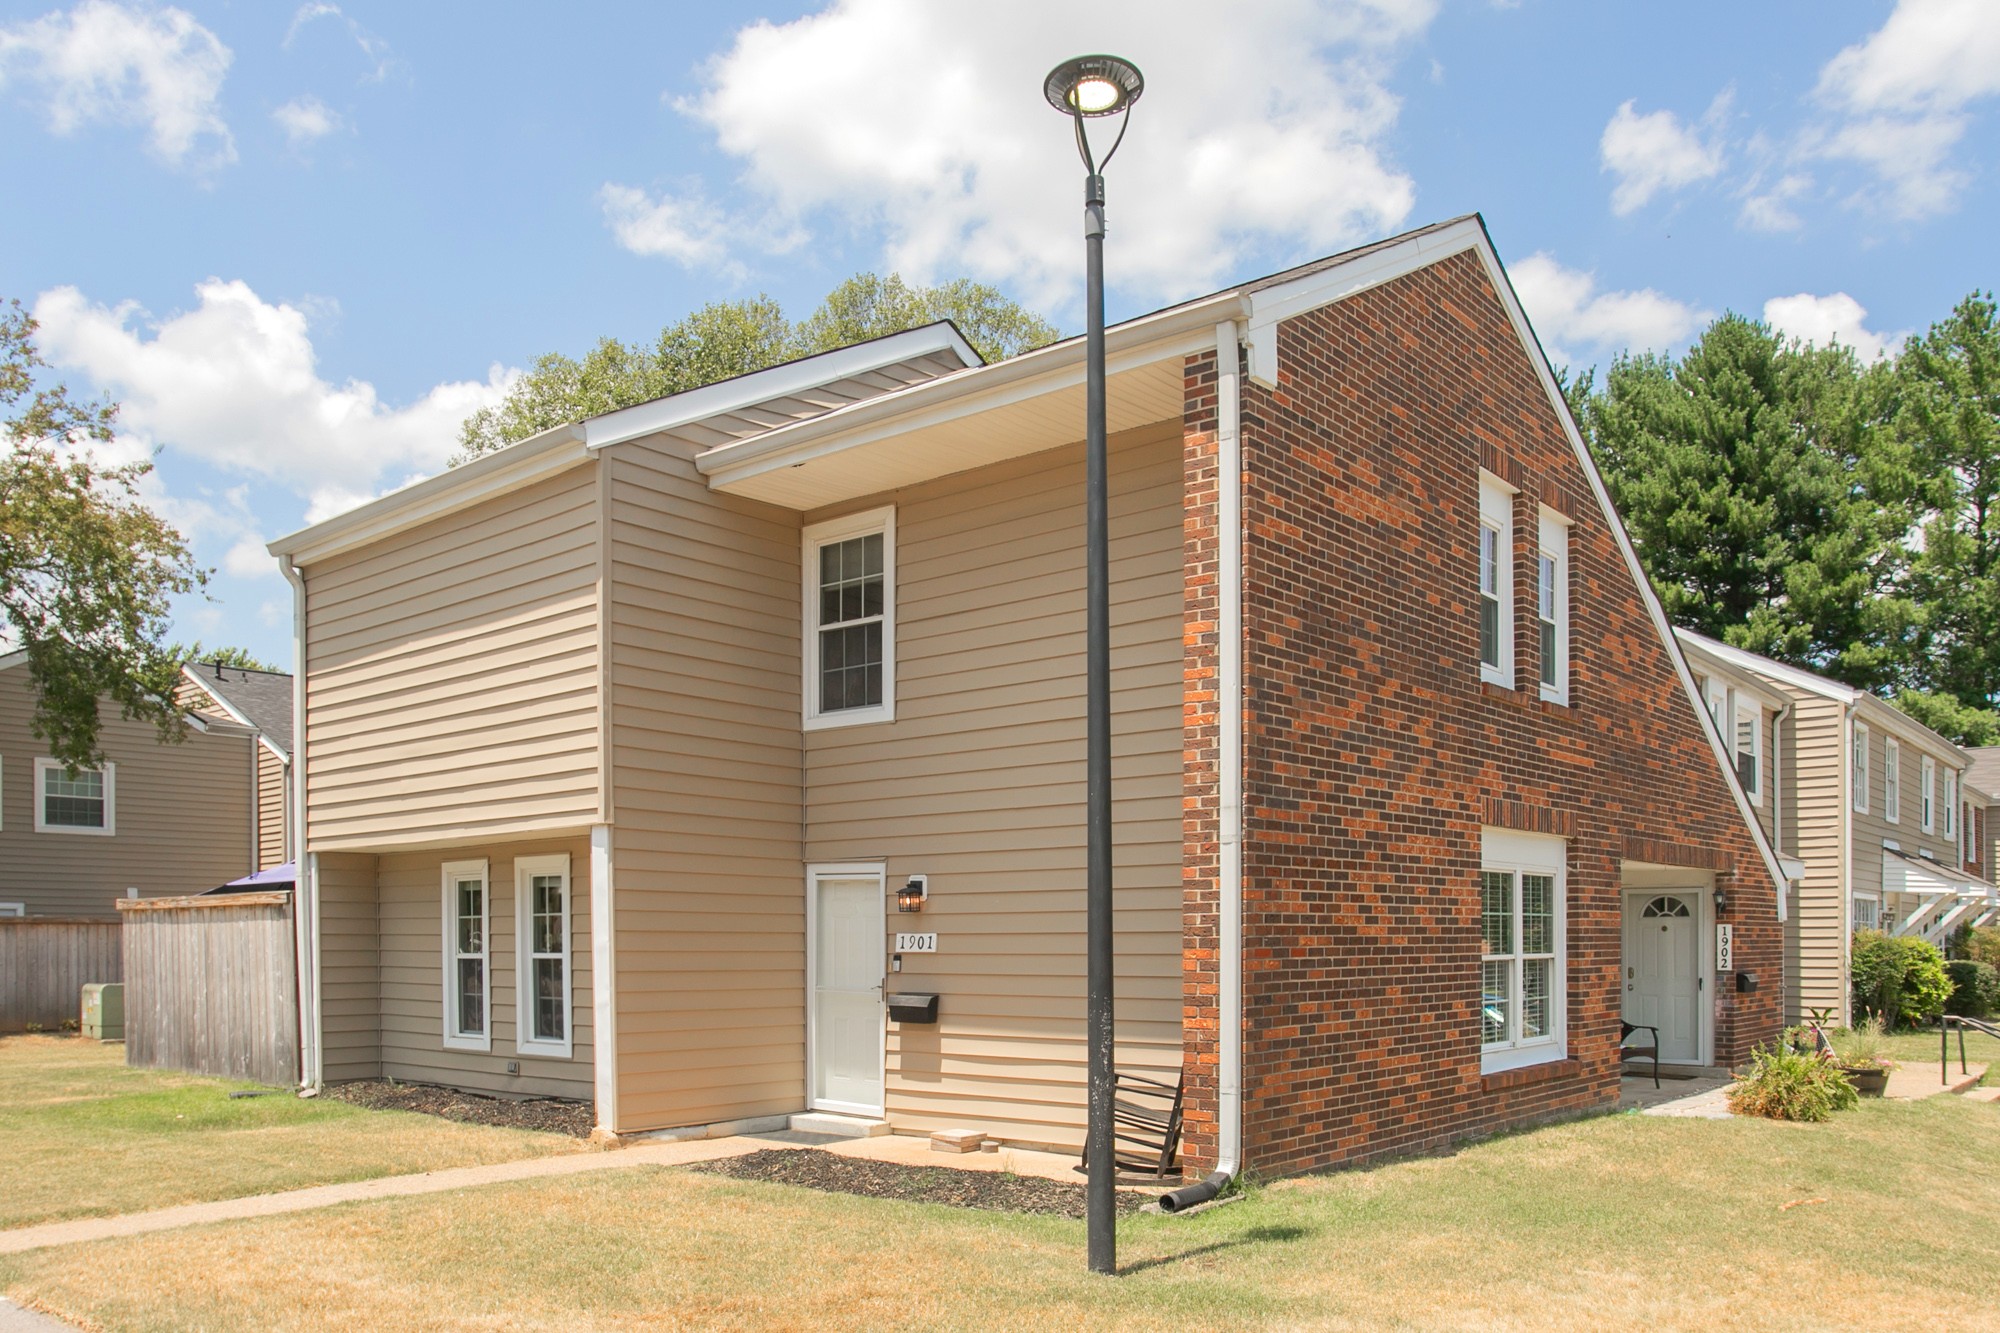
<box><xmin>788</xmin><ymin>1112</ymin><xmax>891</xmax><ymax>1138</ymax></box>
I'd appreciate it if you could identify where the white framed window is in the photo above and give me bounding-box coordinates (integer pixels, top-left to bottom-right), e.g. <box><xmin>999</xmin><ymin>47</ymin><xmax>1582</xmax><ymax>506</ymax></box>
<box><xmin>1735</xmin><ymin>702</ymin><xmax>1762</xmax><ymax>803</ymax></box>
<box><xmin>1942</xmin><ymin>769</ymin><xmax>1957</xmax><ymax>842</ymax></box>
<box><xmin>1851</xmin><ymin>726</ymin><xmax>1870</xmax><ymax>814</ymax></box>
<box><xmin>1479</xmin><ymin>828</ymin><xmax>1567</xmax><ymax>1074</ymax></box>
<box><xmin>1537</xmin><ymin>508</ymin><xmax>1568</xmax><ymax>704</ymax></box>
<box><xmin>1883</xmin><ymin>738</ymin><xmax>1901</xmax><ymax>824</ymax></box>
<box><xmin>1921</xmin><ymin>754</ymin><xmax>1936</xmax><ymax>833</ymax></box>
<box><xmin>515</xmin><ymin>853</ymin><xmax>573</xmax><ymax>1059</ymax></box>
<box><xmin>1852</xmin><ymin>894</ymin><xmax>1880</xmax><ymax>930</ymax></box>
<box><xmin>803</xmin><ymin>507</ymin><xmax>896</xmax><ymax>729</ymax></box>
<box><xmin>34</xmin><ymin>759</ymin><xmax>114</xmax><ymax>835</ymax></box>
<box><xmin>440</xmin><ymin>859</ymin><xmax>490</xmax><ymax>1052</ymax></box>
<box><xmin>0</xmin><ymin>902</ymin><xmax>24</xmax><ymax>918</ymax></box>
<box><xmin>1701</xmin><ymin>677</ymin><xmax>1728</xmax><ymax>734</ymax></box>
<box><xmin>1477</xmin><ymin>476</ymin><xmax>1514</xmax><ymax>687</ymax></box>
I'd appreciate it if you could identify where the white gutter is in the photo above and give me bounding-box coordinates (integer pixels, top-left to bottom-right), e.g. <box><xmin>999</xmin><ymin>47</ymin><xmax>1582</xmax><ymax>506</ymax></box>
<box><xmin>1215</xmin><ymin>320</ymin><xmax>1245</xmax><ymax>1183</ymax></box>
<box><xmin>283</xmin><ymin>555</ymin><xmax>319</xmax><ymax>1092</ymax></box>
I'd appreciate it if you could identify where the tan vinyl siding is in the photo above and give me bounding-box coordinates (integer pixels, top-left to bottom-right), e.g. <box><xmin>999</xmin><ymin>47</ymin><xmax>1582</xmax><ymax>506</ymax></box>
<box><xmin>318</xmin><ymin>851</ymin><xmax>380</xmax><ymax>1082</ymax></box>
<box><xmin>376</xmin><ymin>837</ymin><xmax>593</xmax><ymax>1099</ymax></box>
<box><xmin>302</xmin><ymin>465</ymin><xmax>601</xmax><ymax>851</ymax></box>
<box><xmin>0</xmin><ymin>667</ymin><xmax>255</xmax><ymax>917</ymax></box>
<box><xmin>605</xmin><ymin>438</ymin><xmax>805</xmax><ymax>1132</ymax></box>
<box><xmin>803</xmin><ymin>421</ymin><xmax>1184</xmax><ymax>1149</ymax></box>
<box><xmin>257</xmin><ymin>746</ymin><xmax>287</xmax><ymax>870</ymax></box>
<box><xmin>1783</xmin><ymin>693</ymin><xmax>1847</xmax><ymax>1023</ymax></box>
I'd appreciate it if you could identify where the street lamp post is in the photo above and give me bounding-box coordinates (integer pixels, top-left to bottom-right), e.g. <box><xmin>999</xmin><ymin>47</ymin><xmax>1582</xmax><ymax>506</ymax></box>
<box><xmin>1043</xmin><ymin>53</ymin><xmax>1144</xmax><ymax>1278</ymax></box>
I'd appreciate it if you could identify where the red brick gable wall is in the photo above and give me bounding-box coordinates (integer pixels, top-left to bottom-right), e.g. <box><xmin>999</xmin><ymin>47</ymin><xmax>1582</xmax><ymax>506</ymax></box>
<box><xmin>1184</xmin><ymin>248</ymin><xmax>1782</xmax><ymax>1177</ymax></box>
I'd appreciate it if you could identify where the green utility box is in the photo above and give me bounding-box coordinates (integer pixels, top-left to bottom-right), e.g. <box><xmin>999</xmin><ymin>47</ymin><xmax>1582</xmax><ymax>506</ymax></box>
<box><xmin>81</xmin><ymin>982</ymin><xmax>123</xmax><ymax>1041</ymax></box>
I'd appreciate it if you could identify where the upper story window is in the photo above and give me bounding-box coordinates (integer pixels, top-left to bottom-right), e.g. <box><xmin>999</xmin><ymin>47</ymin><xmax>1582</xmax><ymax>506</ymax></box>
<box><xmin>441</xmin><ymin>859</ymin><xmax>490</xmax><ymax>1052</ymax></box>
<box><xmin>1735</xmin><ymin>702</ymin><xmax>1762</xmax><ymax>803</ymax></box>
<box><xmin>1479</xmin><ymin>828</ymin><xmax>1566</xmax><ymax>1075</ymax></box>
<box><xmin>35</xmin><ymin>759</ymin><xmax>115</xmax><ymax>836</ymax></box>
<box><xmin>1537</xmin><ymin>509</ymin><xmax>1568</xmax><ymax>704</ymax></box>
<box><xmin>803</xmin><ymin>507</ymin><xmax>896</xmax><ymax>730</ymax></box>
<box><xmin>1883</xmin><ymin>738</ymin><xmax>1901</xmax><ymax>823</ymax></box>
<box><xmin>1701</xmin><ymin>676</ymin><xmax>1727</xmax><ymax>734</ymax></box>
<box><xmin>1943</xmin><ymin>769</ymin><xmax>1957</xmax><ymax>841</ymax></box>
<box><xmin>1478</xmin><ymin>476</ymin><xmax>1513</xmax><ymax>687</ymax></box>
<box><xmin>1921</xmin><ymin>754</ymin><xmax>1936</xmax><ymax>832</ymax></box>
<box><xmin>1851</xmin><ymin>725</ymin><xmax>1870</xmax><ymax>814</ymax></box>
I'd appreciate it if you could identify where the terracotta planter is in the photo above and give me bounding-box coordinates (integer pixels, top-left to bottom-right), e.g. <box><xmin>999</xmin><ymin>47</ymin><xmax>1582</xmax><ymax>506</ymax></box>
<box><xmin>1842</xmin><ymin>1064</ymin><xmax>1890</xmax><ymax>1097</ymax></box>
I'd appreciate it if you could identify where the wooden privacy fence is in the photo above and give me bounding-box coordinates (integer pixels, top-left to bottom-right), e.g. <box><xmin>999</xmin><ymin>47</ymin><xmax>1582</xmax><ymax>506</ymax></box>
<box><xmin>119</xmin><ymin>891</ymin><xmax>299</xmax><ymax>1086</ymax></box>
<box><xmin>0</xmin><ymin>918</ymin><xmax>122</xmax><ymax>1032</ymax></box>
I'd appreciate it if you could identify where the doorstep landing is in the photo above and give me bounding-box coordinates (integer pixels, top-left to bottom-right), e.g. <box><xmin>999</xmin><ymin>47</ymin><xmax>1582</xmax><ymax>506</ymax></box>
<box><xmin>787</xmin><ymin>1112</ymin><xmax>891</xmax><ymax>1138</ymax></box>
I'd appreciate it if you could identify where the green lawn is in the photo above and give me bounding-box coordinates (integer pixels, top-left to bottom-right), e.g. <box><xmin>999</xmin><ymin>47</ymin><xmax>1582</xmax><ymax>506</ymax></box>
<box><xmin>4</xmin><ymin>1084</ymin><xmax>1996</xmax><ymax>1331</ymax></box>
<box><xmin>0</xmin><ymin>1035</ymin><xmax>582</xmax><ymax>1230</ymax></box>
<box><xmin>1822</xmin><ymin>1023</ymin><xmax>2000</xmax><ymax>1085</ymax></box>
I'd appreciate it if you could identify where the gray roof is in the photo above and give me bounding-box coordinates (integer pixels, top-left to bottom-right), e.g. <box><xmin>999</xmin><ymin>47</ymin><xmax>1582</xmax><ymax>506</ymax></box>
<box><xmin>1964</xmin><ymin>746</ymin><xmax>2000</xmax><ymax>801</ymax></box>
<box><xmin>185</xmin><ymin>661</ymin><xmax>294</xmax><ymax>755</ymax></box>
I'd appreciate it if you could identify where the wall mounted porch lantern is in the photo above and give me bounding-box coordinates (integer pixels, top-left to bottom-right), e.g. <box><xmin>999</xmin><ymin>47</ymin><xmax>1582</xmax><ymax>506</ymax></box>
<box><xmin>898</xmin><ymin>876</ymin><xmax>928</xmax><ymax>913</ymax></box>
<box><xmin>1713</xmin><ymin>885</ymin><xmax>1729</xmax><ymax>916</ymax></box>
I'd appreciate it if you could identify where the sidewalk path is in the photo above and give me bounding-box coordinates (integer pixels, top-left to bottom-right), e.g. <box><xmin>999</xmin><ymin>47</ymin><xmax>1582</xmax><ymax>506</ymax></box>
<box><xmin>0</xmin><ymin>1299</ymin><xmax>75</xmax><ymax>1332</ymax></box>
<box><xmin>0</xmin><ymin>1138</ymin><xmax>750</xmax><ymax>1257</ymax></box>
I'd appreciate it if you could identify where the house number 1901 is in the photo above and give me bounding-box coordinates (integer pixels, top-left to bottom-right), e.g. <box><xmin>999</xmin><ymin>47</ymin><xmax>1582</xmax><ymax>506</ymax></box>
<box><xmin>895</xmin><ymin>932</ymin><xmax>938</xmax><ymax>953</ymax></box>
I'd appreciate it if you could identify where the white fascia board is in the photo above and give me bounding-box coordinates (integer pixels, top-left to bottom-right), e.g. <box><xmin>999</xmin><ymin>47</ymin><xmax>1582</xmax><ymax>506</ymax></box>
<box><xmin>269</xmin><ymin>424</ymin><xmax>590</xmax><ymax>565</ymax></box>
<box><xmin>0</xmin><ymin>651</ymin><xmax>26</xmax><ymax>673</ymax></box>
<box><xmin>697</xmin><ymin>296</ymin><xmax>1242</xmax><ymax>492</ymax></box>
<box><xmin>181</xmin><ymin>665</ymin><xmax>255</xmax><ymax>728</ymax></box>
<box><xmin>1852</xmin><ymin>692</ymin><xmax>1970</xmax><ymax>769</ymax></box>
<box><xmin>1463</xmin><ymin>226</ymin><xmax>1794</xmax><ymax>922</ymax></box>
<box><xmin>1676</xmin><ymin>630</ymin><xmax>1854</xmax><ymax>704</ymax></box>
<box><xmin>583</xmin><ymin>324</ymin><xmax>981</xmax><ymax>452</ymax></box>
<box><xmin>1244</xmin><ymin>217</ymin><xmax>1487</xmax><ymax>388</ymax></box>
<box><xmin>1672</xmin><ymin>635</ymin><xmax>1788</xmax><ymax>713</ymax></box>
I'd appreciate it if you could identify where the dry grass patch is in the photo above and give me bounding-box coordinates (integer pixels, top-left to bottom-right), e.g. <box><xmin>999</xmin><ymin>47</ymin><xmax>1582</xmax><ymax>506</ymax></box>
<box><xmin>4</xmin><ymin>1093</ymin><xmax>1996</xmax><ymax>1331</ymax></box>
<box><xmin>0</xmin><ymin>1035</ymin><xmax>582</xmax><ymax>1230</ymax></box>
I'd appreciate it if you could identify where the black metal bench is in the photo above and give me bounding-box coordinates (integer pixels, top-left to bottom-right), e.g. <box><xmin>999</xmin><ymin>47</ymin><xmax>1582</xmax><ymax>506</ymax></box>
<box><xmin>1620</xmin><ymin>1021</ymin><xmax>1660</xmax><ymax>1088</ymax></box>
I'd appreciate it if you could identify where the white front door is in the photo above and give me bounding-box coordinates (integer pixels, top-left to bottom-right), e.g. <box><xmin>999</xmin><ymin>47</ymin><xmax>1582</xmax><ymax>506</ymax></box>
<box><xmin>1623</xmin><ymin>892</ymin><xmax>1701</xmax><ymax>1064</ymax></box>
<box><xmin>810</xmin><ymin>869</ymin><xmax>884</xmax><ymax>1114</ymax></box>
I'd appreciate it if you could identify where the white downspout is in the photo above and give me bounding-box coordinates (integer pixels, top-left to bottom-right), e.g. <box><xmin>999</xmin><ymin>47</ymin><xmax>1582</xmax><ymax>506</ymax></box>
<box><xmin>282</xmin><ymin>555</ymin><xmax>320</xmax><ymax>1092</ymax></box>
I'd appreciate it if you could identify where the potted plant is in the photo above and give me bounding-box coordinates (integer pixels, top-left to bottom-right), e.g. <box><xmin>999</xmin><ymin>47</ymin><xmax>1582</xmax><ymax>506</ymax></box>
<box><xmin>1831</xmin><ymin>1016</ymin><xmax>1896</xmax><ymax>1097</ymax></box>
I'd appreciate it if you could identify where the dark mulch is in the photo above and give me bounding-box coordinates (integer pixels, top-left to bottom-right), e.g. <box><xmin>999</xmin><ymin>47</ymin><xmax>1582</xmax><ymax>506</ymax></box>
<box><xmin>687</xmin><ymin>1148</ymin><xmax>1151</xmax><ymax>1218</ymax></box>
<box><xmin>324</xmin><ymin>1080</ymin><xmax>595</xmax><ymax>1138</ymax></box>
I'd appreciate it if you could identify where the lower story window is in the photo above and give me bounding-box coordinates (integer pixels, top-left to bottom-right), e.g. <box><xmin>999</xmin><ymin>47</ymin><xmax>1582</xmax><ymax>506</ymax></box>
<box><xmin>516</xmin><ymin>854</ymin><xmax>573</xmax><ymax>1058</ymax></box>
<box><xmin>1480</xmin><ymin>828</ymin><xmax>1568</xmax><ymax>1074</ymax></box>
<box><xmin>441</xmin><ymin>860</ymin><xmax>490</xmax><ymax>1052</ymax></box>
<box><xmin>1852</xmin><ymin>895</ymin><xmax>1881</xmax><ymax>930</ymax></box>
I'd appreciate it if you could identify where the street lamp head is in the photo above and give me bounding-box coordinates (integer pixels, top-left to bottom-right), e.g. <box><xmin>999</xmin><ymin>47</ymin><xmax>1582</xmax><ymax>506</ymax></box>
<box><xmin>1043</xmin><ymin>55</ymin><xmax>1144</xmax><ymax>119</ymax></box>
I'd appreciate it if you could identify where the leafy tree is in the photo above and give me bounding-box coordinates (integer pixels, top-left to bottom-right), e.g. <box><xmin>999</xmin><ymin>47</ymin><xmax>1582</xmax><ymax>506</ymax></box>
<box><xmin>1574</xmin><ymin>314</ymin><xmax>1915</xmax><ymax>688</ymax></box>
<box><xmin>1895</xmin><ymin>292</ymin><xmax>2000</xmax><ymax>710</ymax></box>
<box><xmin>1</xmin><ymin>300</ymin><xmax>206</xmax><ymax>767</ymax></box>
<box><xmin>454</xmin><ymin>275</ymin><xmax>1057</xmax><ymax>463</ymax></box>
<box><xmin>174</xmin><ymin>642</ymin><xmax>285</xmax><ymax>674</ymax></box>
<box><xmin>1889</xmin><ymin>687</ymin><xmax>2000</xmax><ymax>748</ymax></box>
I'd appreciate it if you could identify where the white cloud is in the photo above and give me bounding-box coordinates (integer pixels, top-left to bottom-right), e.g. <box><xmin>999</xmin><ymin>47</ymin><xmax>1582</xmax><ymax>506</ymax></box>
<box><xmin>0</xmin><ymin>0</ymin><xmax>234</xmax><ymax>169</ymax></box>
<box><xmin>652</xmin><ymin>0</ymin><xmax>1436</xmax><ymax>306</ymax></box>
<box><xmin>598</xmin><ymin>183</ymin><xmax>732</xmax><ymax>268</ymax></box>
<box><xmin>283</xmin><ymin>3</ymin><xmax>396</xmax><ymax>83</ymax></box>
<box><xmin>1599</xmin><ymin>96</ymin><xmax>1727</xmax><ymax>216</ymax></box>
<box><xmin>222</xmin><ymin>533</ymin><xmax>278</xmax><ymax>579</ymax></box>
<box><xmin>1811</xmin><ymin>0</ymin><xmax>2000</xmax><ymax>219</ymax></box>
<box><xmin>1510</xmin><ymin>253</ymin><xmax>1711</xmax><ymax>366</ymax></box>
<box><xmin>1738</xmin><ymin>170</ymin><xmax>1813</xmax><ymax>232</ymax></box>
<box><xmin>272</xmin><ymin>93</ymin><xmax>339</xmax><ymax>146</ymax></box>
<box><xmin>1762</xmin><ymin>292</ymin><xmax>1905</xmax><ymax>362</ymax></box>
<box><xmin>31</xmin><ymin>279</ymin><xmax>517</xmax><ymax>522</ymax></box>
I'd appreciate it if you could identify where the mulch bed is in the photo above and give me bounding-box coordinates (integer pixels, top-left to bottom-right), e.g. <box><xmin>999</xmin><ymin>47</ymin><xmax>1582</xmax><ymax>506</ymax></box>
<box><xmin>687</xmin><ymin>1148</ymin><xmax>1150</xmax><ymax>1218</ymax></box>
<box><xmin>324</xmin><ymin>1080</ymin><xmax>595</xmax><ymax>1138</ymax></box>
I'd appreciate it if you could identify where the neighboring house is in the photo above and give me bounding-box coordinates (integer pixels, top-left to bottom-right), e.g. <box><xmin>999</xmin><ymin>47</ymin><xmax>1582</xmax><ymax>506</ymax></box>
<box><xmin>1964</xmin><ymin>748</ymin><xmax>2000</xmax><ymax>892</ymax></box>
<box><xmin>1678</xmin><ymin>633</ymin><xmax>1997</xmax><ymax>1023</ymax></box>
<box><xmin>179</xmin><ymin>661</ymin><xmax>296</xmax><ymax>872</ymax></box>
<box><xmin>270</xmin><ymin>215</ymin><xmax>1785</xmax><ymax>1177</ymax></box>
<box><xmin>0</xmin><ymin>654</ymin><xmax>266</xmax><ymax>918</ymax></box>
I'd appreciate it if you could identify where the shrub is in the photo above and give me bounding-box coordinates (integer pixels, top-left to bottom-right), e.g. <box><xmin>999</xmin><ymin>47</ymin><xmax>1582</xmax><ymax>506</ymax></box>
<box><xmin>1852</xmin><ymin>930</ymin><xmax>1954</xmax><ymax>1027</ymax></box>
<box><xmin>1967</xmin><ymin>926</ymin><xmax>2000</xmax><ymax>969</ymax></box>
<box><xmin>1944</xmin><ymin>960</ymin><xmax>2000</xmax><ymax>1019</ymax></box>
<box><xmin>1726</xmin><ymin>1044</ymin><xmax>1859</xmax><ymax>1122</ymax></box>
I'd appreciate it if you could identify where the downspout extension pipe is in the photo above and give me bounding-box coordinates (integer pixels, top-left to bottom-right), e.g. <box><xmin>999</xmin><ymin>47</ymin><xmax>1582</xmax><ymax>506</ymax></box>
<box><xmin>1164</xmin><ymin>321</ymin><xmax>1247</xmax><ymax>1215</ymax></box>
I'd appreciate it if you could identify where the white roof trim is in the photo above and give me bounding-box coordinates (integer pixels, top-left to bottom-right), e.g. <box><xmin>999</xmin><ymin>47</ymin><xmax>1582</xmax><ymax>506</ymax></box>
<box><xmin>1462</xmin><ymin>227</ymin><xmax>1794</xmax><ymax>923</ymax></box>
<box><xmin>695</xmin><ymin>292</ymin><xmax>1245</xmax><ymax>492</ymax></box>
<box><xmin>582</xmin><ymin>323</ymin><xmax>981</xmax><ymax>452</ymax></box>
<box><xmin>179</xmin><ymin>665</ymin><xmax>292</xmax><ymax>761</ymax></box>
<box><xmin>0</xmin><ymin>651</ymin><xmax>25</xmax><ymax>672</ymax></box>
<box><xmin>1852</xmin><ymin>692</ymin><xmax>1969</xmax><ymax>769</ymax></box>
<box><xmin>270</xmin><ymin>424</ymin><xmax>589</xmax><ymax>565</ymax></box>
<box><xmin>1675</xmin><ymin>630</ymin><xmax>1855</xmax><ymax>703</ymax></box>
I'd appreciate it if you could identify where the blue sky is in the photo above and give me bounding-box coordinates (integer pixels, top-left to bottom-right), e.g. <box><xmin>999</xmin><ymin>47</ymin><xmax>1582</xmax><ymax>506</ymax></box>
<box><xmin>2</xmin><ymin>0</ymin><xmax>1995</xmax><ymax>669</ymax></box>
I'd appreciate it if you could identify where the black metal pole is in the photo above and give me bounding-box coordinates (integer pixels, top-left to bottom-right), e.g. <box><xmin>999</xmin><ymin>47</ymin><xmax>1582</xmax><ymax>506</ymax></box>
<box><xmin>1083</xmin><ymin>165</ymin><xmax>1116</xmax><ymax>1277</ymax></box>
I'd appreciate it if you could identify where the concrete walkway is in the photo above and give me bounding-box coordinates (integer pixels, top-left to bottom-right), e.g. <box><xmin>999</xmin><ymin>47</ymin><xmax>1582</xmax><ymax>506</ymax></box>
<box><xmin>1885</xmin><ymin>1061</ymin><xmax>1987</xmax><ymax>1099</ymax></box>
<box><xmin>1619</xmin><ymin>1073</ymin><xmax>1735</xmax><ymax>1118</ymax></box>
<box><xmin>0</xmin><ymin>1299</ymin><xmax>73</xmax><ymax>1332</ymax></box>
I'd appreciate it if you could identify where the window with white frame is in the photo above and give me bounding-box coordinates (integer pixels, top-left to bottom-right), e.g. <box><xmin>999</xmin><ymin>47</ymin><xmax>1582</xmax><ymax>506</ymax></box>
<box><xmin>1943</xmin><ymin>769</ymin><xmax>1957</xmax><ymax>844</ymax></box>
<box><xmin>1478</xmin><ymin>476</ymin><xmax>1513</xmax><ymax>686</ymax></box>
<box><xmin>1852</xmin><ymin>726</ymin><xmax>1870</xmax><ymax>814</ymax></box>
<box><xmin>1479</xmin><ymin>828</ymin><xmax>1566</xmax><ymax>1073</ymax></box>
<box><xmin>1921</xmin><ymin>754</ymin><xmax>1936</xmax><ymax>832</ymax></box>
<box><xmin>1735</xmin><ymin>701</ymin><xmax>1762</xmax><ymax>802</ymax></box>
<box><xmin>1852</xmin><ymin>894</ymin><xmax>1880</xmax><ymax>930</ymax></box>
<box><xmin>1701</xmin><ymin>677</ymin><xmax>1727</xmax><ymax>734</ymax></box>
<box><xmin>1537</xmin><ymin>509</ymin><xmax>1568</xmax><ymax>703</ymax></box>
<box><xmin>441</xmin><ymin>860</ymin><xmax>490</xmax><ymax>1052</ymax></box>
<box><xmin>803</xmin><ymin>507</ymin><xmax>895</xmax><ymax>728</ymax></box>
<box><xmin>516</xmin><ymin>854</ymin><xmax>573</xmax><ymax>1058</ymax></box>
<box><xmin>0</xmin><ymin>903</ymin><xmax>24</xmax><ymax>918</ymax></box>
<box><xmin>1883</xmin><ymin>738</ymin><xmax>1901</xmax><ymax>823</ymax></box>
<box><xmin>34</xmin><ymin>759</ymin><xmax>114</xmax><ymax>835</ymax></box>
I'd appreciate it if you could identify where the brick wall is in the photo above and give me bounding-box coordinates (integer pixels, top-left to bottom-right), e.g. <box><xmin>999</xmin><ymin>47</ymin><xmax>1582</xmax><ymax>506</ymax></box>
<box><xmin>1181</xmin><ymin>249</ymin><xmax>1782</xmax><ymax>1178</ymax></box>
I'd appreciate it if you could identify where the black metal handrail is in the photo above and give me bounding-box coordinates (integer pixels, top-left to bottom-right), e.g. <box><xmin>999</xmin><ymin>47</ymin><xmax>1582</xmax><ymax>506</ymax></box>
<box><xmin>1939</xmin><ymin>1014</ymin><xmax>2000</xmax><ymax>1085</ymax></box>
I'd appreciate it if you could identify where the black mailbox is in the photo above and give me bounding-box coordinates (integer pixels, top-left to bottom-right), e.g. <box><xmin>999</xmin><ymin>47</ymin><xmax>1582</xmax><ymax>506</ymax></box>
<box><xmin>887</xmin><ymin>992</ymin><xmax>939</xmax><ymax>1024</ymax></box>
<box><xmin>1735</xmin><ymin>971</ymin><xmax>1758</xmax><ymax>993</ymax></box>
